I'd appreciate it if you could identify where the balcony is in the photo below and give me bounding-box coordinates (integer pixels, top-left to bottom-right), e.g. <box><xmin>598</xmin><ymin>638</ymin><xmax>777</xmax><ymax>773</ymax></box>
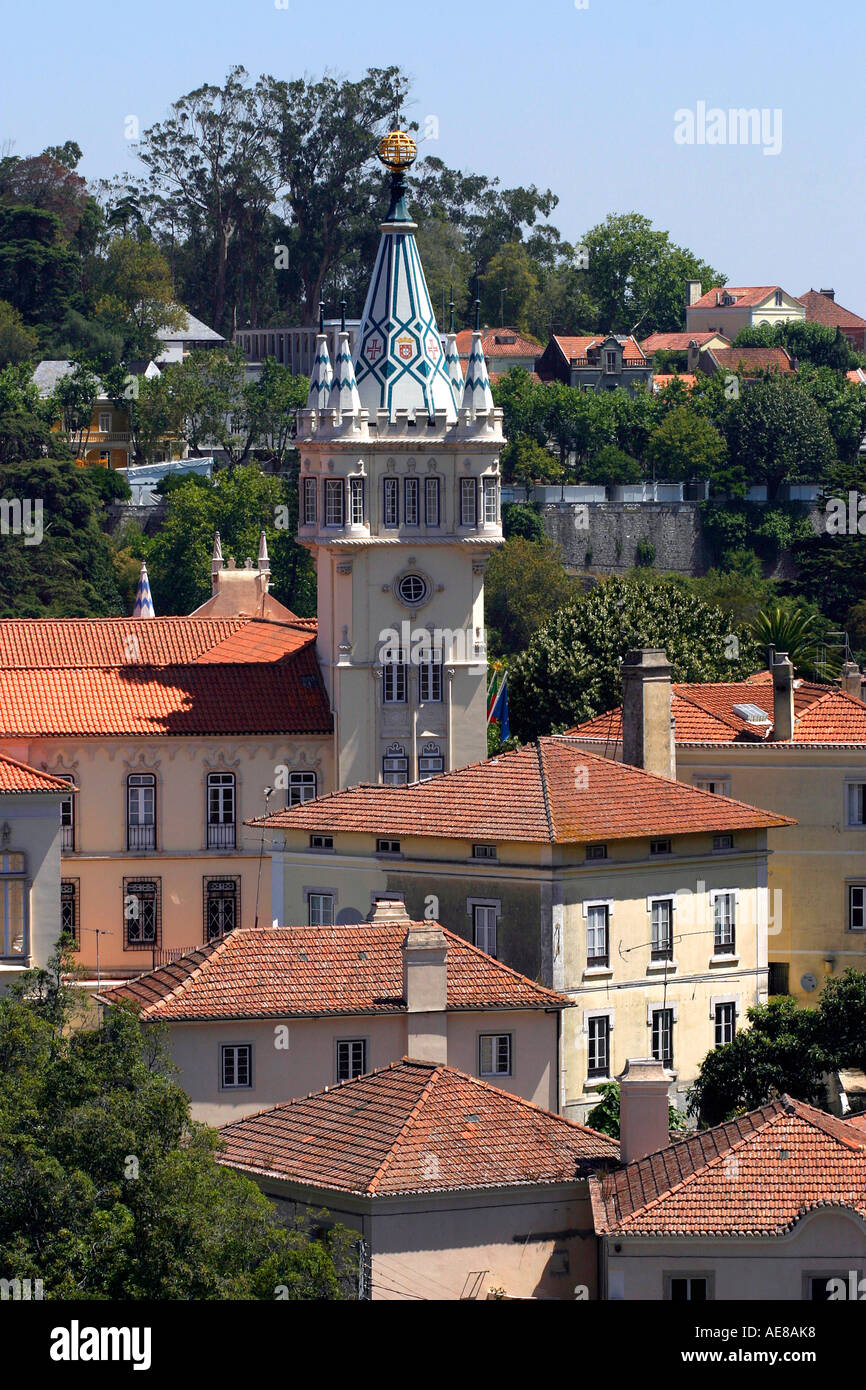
<box><xmin>61</xmin><ymin>826</ymin><xmax>74</xmax><ymax>852</ymax></box>
<box><xmin>127</xmin><ymin>824</ymin><xmax>156</xmax><ymax>851</ymax></box>
<box><xmin>207</xmin><ymin>822</ymin><xmax>236</xmax><ymax>850</ymax></box>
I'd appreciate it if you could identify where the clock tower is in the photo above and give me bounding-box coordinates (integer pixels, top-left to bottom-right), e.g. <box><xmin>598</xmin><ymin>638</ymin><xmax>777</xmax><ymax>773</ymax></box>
<box><xmin>297</xmin><ymin>129</ymin><xmax>504</xmax><ymax>790</ymax></box>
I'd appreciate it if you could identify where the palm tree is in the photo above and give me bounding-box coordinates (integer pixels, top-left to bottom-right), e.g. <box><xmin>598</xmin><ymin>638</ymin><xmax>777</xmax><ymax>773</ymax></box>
<box><xmin>751</xmin><ymin>606</ymin><xmax>837</xmax><ymax>679</ymax></box>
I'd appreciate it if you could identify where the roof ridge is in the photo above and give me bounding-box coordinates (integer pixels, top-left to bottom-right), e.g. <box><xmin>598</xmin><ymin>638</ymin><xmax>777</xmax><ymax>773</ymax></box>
<box><xmin>535</xmin><ymin>740</ymin><xmax>557</xmax><ymax>843</ymax></box>
<box><xmin>366</xmin><ymin>1061</ymin><xmax>445</xmax><ymax>1195</ymax></box>
<box><xmin>103</xmin><ymin>935</ymin><xmax>230</xmax><ymax>1015</ymax></box>
<box><xmin>439</xmin><ymin>925</ymin><xmax>568</xmax><ymax>1004</ymax></box>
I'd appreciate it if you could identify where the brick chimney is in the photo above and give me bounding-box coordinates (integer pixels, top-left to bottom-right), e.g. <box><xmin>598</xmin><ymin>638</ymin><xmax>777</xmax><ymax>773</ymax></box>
<box><xmin>686</xmin><ymin>280</ymin><xmax>702</xmax><ymax>307</ymax></box>
<box><xmin>621</xmin><ymin>649</ymin><xmax>676</xmax><ymax>779</ymax></box>
<box><xmin>842</xmin><ymin>662</ymin><xmax>864</xmax><ymax>702</ymax></box>
<box><xmin>369</xmin><ymin>897</ymin><xmax>449</xmax><ymax>1063</ymax></box>
<box><xmin>618</xmin><ymin>1059</ymin><xmax>672</xmax><ymax>1164</ymax></box>
<box><xmin>772</xmin><ymin>651</ymin><xmax>795</xmax><ymax>741</ymax></box>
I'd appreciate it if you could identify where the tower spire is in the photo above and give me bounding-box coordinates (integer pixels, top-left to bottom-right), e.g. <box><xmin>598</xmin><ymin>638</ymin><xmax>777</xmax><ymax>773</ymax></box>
<box><xmin>306</xmin><ymin>306</ymin><xmax>334</xmax><ymax>411</ymax></box>
<box><xmin>461</xmin><ymin>305</ymin><xmax>495</xmax><ymax>417</ymax></box>
<box><xmin>132</xmin><ymin>561</ymin><xmax>155</xmax><ymax>619</ymax></box>
<box><xmin>444</xmin><ymin>286</ymin><xmax>464</xmax><ymax>404</ymax></box>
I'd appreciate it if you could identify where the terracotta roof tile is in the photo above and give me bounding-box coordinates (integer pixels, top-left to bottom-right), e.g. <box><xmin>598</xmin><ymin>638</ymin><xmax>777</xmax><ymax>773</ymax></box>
<box><xmin>708</xmin><ymin>346</ymin><xmax>793</xmax><ymax>373</ymax></box>
<box><xmin>97</xmin><ymin>923</ymin><xmax>568</xmax><ymax>1020</ymax></box>
<box><xmin>552</xmin><ymin>335</ymin><xmax>646</xmax><ymax>364</ymax></box>
<box><xmin>455</xmin><ymin>328</ymin><xmax>542</xmax><ymax>359</ymax></box>
<box><xmin>798</xmin><ymin>290</ymin><xmax>866</xmax><ymax>332</ymax></box>
<box><xmin>0</xmin><ymin>753</ymin><xmax>71</xmax><ymax>794</ymax></box>
<box><xmin>216</xmin><ymin>1058</ymin><xmax>619</xmax><ymax>1196</ymax></box>
<box><xmin>641</xmin><ymin>332</ymin><xmax>725</xmax><ymax>352</ymax></box>
<box><xmin>591</xmin><ymin>1096</ymin><xmax>866</xmax><ymax>1236</ymax></box>
<box><xmin>688</xmin><ymin>286</ymin><xmax>784</xmax><ymax>310</ymax></box>
<box><xmin>256</xmin><ymin>738</ymin><xmax>793</xmax><ymax>843</ymax></box>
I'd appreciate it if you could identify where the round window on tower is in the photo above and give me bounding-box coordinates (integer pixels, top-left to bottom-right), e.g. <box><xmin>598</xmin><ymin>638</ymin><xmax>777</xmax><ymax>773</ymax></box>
<box><xmin>395</xmin><ymin>572</ymin><xmax>430</xmax><ymax>607</ymax></box>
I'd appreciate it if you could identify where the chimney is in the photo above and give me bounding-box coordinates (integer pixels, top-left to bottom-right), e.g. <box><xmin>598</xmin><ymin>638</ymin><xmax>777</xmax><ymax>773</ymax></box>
<box><xmin>686</xmin><ymin>339</ymin><xmax>701</xmax><ymax>373</ymax></box>
<box><xmin>842</xmin><ymin>661</ymin><xmax>864</xmax><ymax>702</ymax></box>
<box><xmin>389</xmin><ymin>900</ymin><xmax>448</xmax><ymax>1065</ymax></box>
<box><xmin>621</xmin><ymin>649</ymin><xmax>676</xmax><ymax>779</ymax></box>
<box><xmin>772</xmin><ymin>651</ymin><xmax>795</xmax><ymax>741</ymax></box>
<box><xmin>211</xmin><ymin>531</ymin><xmax>223</xmax><ymax>597</ymax></box>
<box><xmin>686</xmin><ymin>280</ymin><xmax>702</xmax><ymax>307</ymax></box>
<box><xmin>618</xmin><ymin>1059</ymin><xmax>672</xmax><ymax>1164</ymax></box>
<box><xmin>820</xmin><ymin>288</ymin><xmax>836</xmax><ymax>301</ymax></box>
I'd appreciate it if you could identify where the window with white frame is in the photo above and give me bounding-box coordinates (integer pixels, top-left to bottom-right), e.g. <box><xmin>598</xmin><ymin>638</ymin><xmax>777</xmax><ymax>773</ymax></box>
<box><xmin>650</xmin><ymin>838</ymin><xmax>672</xmax><ymax>856</ymax></box>
<box><xmin>324</xmin><ymin>478</ymin><xmax>344</xmax><ymax>527</ymax></box>
<box><xmin>383</xmin><ymin>476</ymin><xmax>399</xmax><ymax>528</ymax></box>
<box><xmin>479</xmin><ymin>1033</ymin><xmax>512</xmax><ymax>1077</ymax></box>
<box><xmin>403</xmin><ymin>476</ymin><xmax>419</xmax><ymax>526</ymax></box>
<box><xmin>694</xmin><ymin>777</ymin><xmax>731</xmax><ymax>797</ymax></box>
<box><xmin>418</xmin><ymin>743</ymin><xmax>444</xmax><ymax>780</ymax></box>
<box><xmin>98</xmin><ymin>411</ymin><xmax>111</xmax><ymax>433</ymax></box>
<box><xmin>847</xmin><ymin>783</ymin><xmax>866</xmax><ymax>827</ymax></box>
<box><xmin>207</xmin><ymin>772</ymin><xmax>236</xmax><ymax>849</ymax></box>
<box><xmin>127</xmin><ymin>773</ymin><xmax>156</xmax><ymax>851</ymax></box>
<box><xmin>586</xmin><ymin>903</ymin><xmax>610</xmax><ymax>967</ymax></box>
<box><xmin>336</xmin><ymin>1039</ymin><xmax>366</xmax><ymax>1082</ymax></box>
<box><xmin>308</xmin><ymin>892</ymin><xmax>334</xmax><ymax>926</ymax></box>
<box><xmin>473</xmin><ymin>903</ymin><xmax>498</xmax><ymax>957</ymax></box>
<box><xmin>59</xmin><ymin>776</ymin><xmax>75</xmax><ymax>851</ymax></box>
<box><xmin>383</xmin><ymin>744</ymin><xmax>408</xmax><ymax>786</ymax></box>
<box><xmin>425</xmin><ymin>476</ymin><xmax>440</xmax><ymax>526</ymax></box>
<box><xmin>652</xmin><ymin>1008</ymin><xmax>674</xmax><ymax>1067</ymax></box>
<box><xmin>651</xmin><ymin>898</ymin><xmax>674</xmax><ymax>960</ymax></box>
<box><xmin>587</xmin><ymin>1015</ymin><xmax>610</xmax><ymax>1078</ymax></box>
<box><xmin>482</xmin><ymin>476</ymin><xmax>498</xmax><ymax>524</ymax></box>
<box><xmin>302</xmin><ymin>476</ymin><xmax>317</xmax><ymax>526</ymax></box>
<box><xmin>418</xmin><ymin>651</ymin><xmax>442</xmax><ymax>703</ymax></box>
<box><xmin>460</xmin><ymin>476</ymin><xmax>477</xmax><ymax>527</ymax></box>
<box><xmin>221</xmin><ymin>1043</ymin><xmax>252</xmax><ymax>1089</ymax></box>
<box><xmin>0</xmin><ymin>852</ymin><xmax>27</xmax><ymax>958</ymax></box>
<box><xmin>349</xmin><ymin>476</ymin><xmax>365</xmax><ymax>526</ymax></box>
<box><xmin>713</xmin><ymin>891</ymin><xmax>736</xmax><ymax>955</ymax></box>
<box><xmin>287</xmin><ymin>771</ymin><xmax>317</xmax><ymax>806</ymax></box>
<box><xmin>715</xmin><ymin>1001</ymin><xmax>736</xmax><ymax>1047</ymax></box>
<box><xmin>849</xmin><ymin>884</ymin><xmax>866</xmax><ymax>931</ymax></box>
<box><xmin>382</xmin><ymin>656</ymin><xmax>407</xmax><ymax>704</ymax></box>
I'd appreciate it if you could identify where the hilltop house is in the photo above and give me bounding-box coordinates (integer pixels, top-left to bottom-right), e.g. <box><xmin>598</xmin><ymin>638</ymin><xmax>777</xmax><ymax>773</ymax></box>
<box><xmin>685</xmin><ymin>283</ymin><xmax>805</xmax><ymax>337</ymax></box>
<box><xmin>535</xmin><ymin>334</ymin><xmax>653</xmax><ymax>395</ymax></box>
<box><xmin>799</xmin><ymin>289</ymin><xmax>866</xmax><ymax>352</ymax></box>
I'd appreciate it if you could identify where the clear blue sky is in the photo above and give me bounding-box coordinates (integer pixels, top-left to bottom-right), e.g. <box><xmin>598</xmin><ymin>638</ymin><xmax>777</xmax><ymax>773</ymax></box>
<box><xmin>2</xmin><ymin>0</ymin><xmax>864</xmax><ymax>311</ymax></box>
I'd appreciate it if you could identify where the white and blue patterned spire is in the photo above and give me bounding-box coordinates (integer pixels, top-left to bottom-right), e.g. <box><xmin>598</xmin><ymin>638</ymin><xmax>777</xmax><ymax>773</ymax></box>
<box><xmin>306</xmin><ymin>304</ymin><xmax>333</xmax><ymax>411</ymax></box>
<box><xmin>444</xmin><ymin>292</ymin><xmax>464</xmax><ymax>403</ymax></box>
<box><xmin>328</xmin><ymin>301</ymin><xmax>361</xmax><ymax>421</ymax></box>
<box><xmin>461</xmin><ymin>301</ymin><xmax>495</xmax><ymax>416</ymax></box>
<box><xmin>133</xmin><ymin>561</ymin><xmax>155</xmax><ymax>619</ymax></box>
<box><xmin>353</xmin><ymin>131</ymin><xmax>457</xmax><ymax>423</ymax></box>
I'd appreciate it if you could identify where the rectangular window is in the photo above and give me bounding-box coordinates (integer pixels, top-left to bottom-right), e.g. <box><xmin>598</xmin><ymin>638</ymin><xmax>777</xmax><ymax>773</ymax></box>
<box><xmin>324</xmin><ymin>479</ymin><xmax>344</xmax><ymax>527</ymax></box>
<box><xmin>425</xmin><ymin>476</ymin><xmax>440</xmax><ymax>527</ymax></box>
<box><xmin>605</xmin><ymin>350</ymin><xmax>617</xmax><ymax>373</ymax></box>
<box><xmin>336</xmin><ymin>1039</ymin><xmax>367</xmax><ymax>1083</ymax></box>
<box><xmin>310</xmin><ymin>834</ymin><xmax>333</xmax><ymax>850</ymax></box>
<box><xmin>847</xmin><ymin>783</ymin><xmax>866</xmax><ymax>827</ymax></box>
<box><xmin>382</xmin><ymin>659</ymin><xmax>407</xmax><ymax>704</ymax></box>
<box><xmin>418</xmin><ymin>746</ymin><xmax>444</xmax><ymax>780</ymax></box>
<box><xmin>587</xmin><ymin>1016</ymin><xmax>610</xmax><ymax>1078</ymax></box>
<box><xmin>127</xmin><ymin>774</ymin><xmax>155</xmax><ymax>851</ymax></box>
<box><xmin>303</xmin><ymin>476</ymin><xmax>317</xmax><ymax>526</ymax></box>
<box><xmin>98</xmin><ymin>411</ymin><xmax>111</xmax><ymax>433</ymax></box>
<box><xmin>205</xmin><ymin>878</ymin><xmax>239</xmax><ymax>942</ymax></box>
<box><xmin>221</xmin><ymin>1044</ymin><xmax>252</xmax><ymax>1089</ymax></box>
<box><xmin>308</xmin><ymin>893</ymin><xmax>334</xmax><ymax>926</ymax></box>
<box><xmin>460</xmin><ymin>477</ymin><xmax>477</xmax><ymax>527</ymax></box>
<box><xmin>482</xmin><ymin>476</ymin><xmax>498</xmax><ymax>524</ymax></box>
<box><xmin>288</xmin><ymin>771</ymin><xmax>317</xmax><ymax>806</ymax></box>
<box><xmin>382</xmin><ymin>750</ymin><xmax>409</xmax><ymax>786</ymax></box>
<box><xmin>713</xmin><ymin>834</ymin><xmax>734</xmax><ymax>853</ymax></box>
<box><xmin>418</xmin><ymin>655</ymin><xmax>442</xmax><ymax>703</ymax></box>
<box><xmin>650</xmin><ymin>838</ymin><xmax>672</xmax><ymax>856</ymax></box>
<box><xmin>652</xmin><ymin>1008</ymin><xmax>674</xmax><ymax>1068</ymax></box>
<box><xmin>207</xmin><ymin>772</ymin><xmax>236</xmax><ymax>850</ymax></box>
<box><xmin>472</xmin><ymin>844</ymin><xmax>497</xmax><ymax>861</ymax></box>
<box><xmin>383</xmin><ymin>476</ymin><xmax>399</xmax><ymax>528</ymax></box>
<box><xmin>0</xmin><ymin>852</ymin><xmax>27</xmax><ymax>958</ymax></box>
<box><xmin>768</xmin><ymin>962</ymin><xmax>789</xmax><ymax>995</ymax></box>
<box><xmin>60</xmin><ymin>777</ymin><xmax>75</xmax><ymax>852</ymax></box>
<box><xmin>479</xmin><ymin>1033</ymin><xmax>512</xmax><ymax>1077</ymax></box>
<box><xmin>586</xmin><ymin>843</ymin><xmax>607</xmax><ymax>861</ymax></box>
<box><xmin>376</xmin><ymin>839</ymin><xmax>401</xmax><ymax>855</ymax></box>
<box><xmin>473</xmin><ymin>904</ymin><xmax>497</xmax><ymax>957</ymax></box>
<box><xmin>715</xmin><ymin>1002</ymin><xmax>736</xmax><ymax>1048</ymax></box>
<box><xmin>123</xmin><ymin>878</ymin><xmax>159</xmax><ymax>949</ymax></box>
<box><xmin>651</xmin><ymin>899</ymin><xmax>674</xmax><ymax>960</ymax></box>
<box><xmin>713</xmin><ymin>892</ymin><xmax>736</xmax><ymax>954</ymax></box>
<box><xmin>667</xmin><ymin>1277</ymin><xmax>707</xmax><ymax>1302</ymax></box>
<box><xmin>586</xmin><ymin>904</ymin><xmax>609</xmax><ymax>966</ymax></box>
<box><xmin>695</xmin><ymin>777</ymin><xmax>730</xmax><ymax>797</ymax></box>
<box><xmin>61</xmin><ymin>878</ymin><xmax>79</xmax><ymax>946</ymax></box>
<box><xmin>349</xmin><ymin>476</ymin><xmax>365</xmax><ymax>526</ymax></box>
<box><xmin>403</xmin><ymin>476</ymin><xmax>419</xmax><ymax>526</ymax></box>
<box><xmin>850</xmin><ymin>885</ymin><xmax>866</xmax><ymax>932</ymax></box>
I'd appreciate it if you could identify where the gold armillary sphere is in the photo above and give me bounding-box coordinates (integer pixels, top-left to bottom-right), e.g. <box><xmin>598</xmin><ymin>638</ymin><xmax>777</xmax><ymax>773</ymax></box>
<box><xmin>377</xmin><ymin>130</ymin><xmax>418</xmax><ymax>172</ymax></box>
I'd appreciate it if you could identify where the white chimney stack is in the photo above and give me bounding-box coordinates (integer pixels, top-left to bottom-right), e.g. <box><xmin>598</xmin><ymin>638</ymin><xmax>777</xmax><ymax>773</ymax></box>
<box><xmin>842</xmin><ymin>662</ymin><xmax>863</xmax><ymax>702</ymax></box>
<box><xmin>772</xmin><ymin>652</ymin><xmax>795</xmax><ymax>741</ymax></box>
<box><xmin>621</xmin><ymin>649</ymin><xmax>676</xmax><ymax>780</ymax></box>
<box><xmin>618</xmin><ymin>1059</ymin><xmax>673</xmax><ymax>1164</ymax></box>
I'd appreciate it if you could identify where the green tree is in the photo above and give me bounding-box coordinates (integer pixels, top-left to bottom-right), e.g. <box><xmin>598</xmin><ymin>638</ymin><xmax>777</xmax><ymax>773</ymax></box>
<box><xmin>499</xmin><ymin>435</ymin><xmax>562</xmax><ymax>494</ymax></box>
<box><xmin>0</xmin><ymin>300</ymin><xmax>39</xmax><ymax>366</ymax></box>
<box><xmin>582</xmin><ymin>443</ymin><xmax>643</xmax><ymax>486</ymax></box>
<box><xmin>501</xmin><ymin>501</ymin><xmax>546</xmax><ymax>543</ymax></box>
<box><xmin>0</xmin><ymin>362</ymin><xmax>60</xmax><ymax>465</ymax></box>
<box><xmin>508</xmin><ymin>574</ymin><xmax>758</xmax><ymax>741</ymax></box>
<box><xmin>586</xmin><ymin>1081</ymin><xmax>686</xmax><ymax>1139</ymax></box>
<box><xmin>751</xmin><ymin>606</ymin><xmax>827</xmax><ymax>678</ymax></box>
<box><xmin>93</xmin><ymin>235</ymin><xmax>185</xmax><ymax>360</ymax></box>
<box><xmin>724</xmin><ymin>377</ymin><xmax>837</xmax><ymax>499</ymax></box>
<box><xmin>646</xmin><ymin>406</ymin><xmax>726</xmax><ymax>483</ymax></box>
<box><xmin>485</xmin><ymin>535</ymin><xmax>574</xmax><ymax>655</ymax></box>
<box><xmin>480</xmin><ymin>242</ymin><xmax>540</xmax><ymax>335</ymax></box>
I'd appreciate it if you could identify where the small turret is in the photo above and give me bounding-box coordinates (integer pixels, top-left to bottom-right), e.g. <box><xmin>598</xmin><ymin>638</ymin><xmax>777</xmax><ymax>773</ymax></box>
<box><xmin>460</xmin><ymin>301</ymin><xmax>495</xmax><ymax>417</ymax></box>
<box><xmin>444</xmin><ymin>291</ymin><xmax>465</xmax><ymax>404</ymax></box>
<box><xmin>306</xmin><ymin>304</ymin><xmax>334</xmax><ymax>411</ymax></box>
<box><xmin>328</xmin><ymin>300</ymin><xmax>362</xmax><ymax>425</ymax></box>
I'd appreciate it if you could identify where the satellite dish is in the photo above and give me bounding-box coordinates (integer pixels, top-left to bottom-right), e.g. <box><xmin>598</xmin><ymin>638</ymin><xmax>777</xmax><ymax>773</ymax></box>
<box><xmin>800</xmin><ymin>973</ymin><xmax>818</xmax><ymax>993</ymax></box>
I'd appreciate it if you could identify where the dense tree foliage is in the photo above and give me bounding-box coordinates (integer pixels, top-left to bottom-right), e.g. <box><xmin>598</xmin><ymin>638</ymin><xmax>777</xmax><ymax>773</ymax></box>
<box><xmin>485</xmin><ymin>535</ymin><xmax>575</xmax><ymax>656</ymax></box>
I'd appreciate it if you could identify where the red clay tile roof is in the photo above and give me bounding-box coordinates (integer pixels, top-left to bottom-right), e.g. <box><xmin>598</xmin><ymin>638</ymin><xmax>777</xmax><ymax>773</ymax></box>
<box><xmin>0</xmin><ymin>617</ymin><xmax>332</xmax><ymax>737</ymax></box>
<box><xmin>455</xmin><ymin>327</ymin><xmax>542</xmax><ymax>360</ymax></box>
<box><xmin>216</xmin><ymin>1058</ymin><xmax>619</xmax><ymax>1196</ymax></box>
<box><xmin>570</xmin><ymin>673</ymin><xmax>866</xmax><ymax>747</ymax></box>
<box><xmin>256</xmin><ymin>738</ymin><xmax>793</xmax><ymax>843</ymax></box>
<box><xmin>96</xmin><ymin>923</ymin><xmax>568</xmax><ymax>1020</ymax></box>
<box><xmin>641</xmin><ymin>332</ymin><xmax>725</xmax><ymax>352</ymax></box>
<box><xmin>688</xmin><ymin>286</ymin><xmax>785</xmax><ymax>311</ymax></box>
<box><xmin>0</xmin><ymin>752</ymin><xmax>71</xmax><ymax>794</ymax></box>
<box><xmin>551</xmin><ymin>335</ymin><xmax>646</xmax><ymax>364</ymax></box>
<box><xmin>591</xmin><ymin>1096</ymin><xmax>866</xmax><ymax>1236</ymax></box>
<box><xmin>798</xmin><ymin>290</ymin><xmax>866</xmax><ymax>332</ymax></box>
<box><xmin>652</xmin><ymin>373</ymin><xmax>696</xmax><ymax>392</ymax></box>
<box><xmin>708</xmin><ymin>346</ymin><xmax>793</xmax><ymax>373</ymax></box>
